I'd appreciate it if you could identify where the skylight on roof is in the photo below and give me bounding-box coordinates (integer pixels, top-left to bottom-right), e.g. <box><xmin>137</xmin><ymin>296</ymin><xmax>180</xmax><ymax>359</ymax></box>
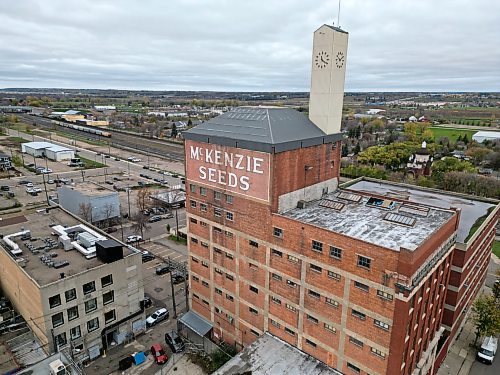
<box><xmin>318</xmin><ymin>199</ymin><xmax>345</xmax><ymax>211</ymax></box>
<box><xmin>337</xmin><ymin>191</ymin><xmax>362</xmax><ymax>202</ymax></box>
<box><xmin>366</xmin><ymin>197</ymin><xmax>396</xmax><ymax>210</ymax></box>
<box><xmin>384</xmin><ymin>213</ymin><xmax>416</xmax><ymax>227</ymax></box>
<box><xmin>399</xmin><ymin>203</ymin><xmax>430</xmax><ymax>217</ymax></box>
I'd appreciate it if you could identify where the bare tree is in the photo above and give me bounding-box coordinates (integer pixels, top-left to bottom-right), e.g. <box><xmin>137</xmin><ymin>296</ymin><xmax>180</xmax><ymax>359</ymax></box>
<box><xmin>79</xmin><ymin>203</ymin><xmax>92</xmax><ymax>223</ymax></box>
<box><xmin>102</xmin><ymin>203</ymin><xmax>116</xmax><ymax>228</ymax></box>
<box><xmin>136</xmin><ymin>188</ymin><xmax>151</xmax><ymax>212</ymax></box>
<box><xmin>131</xmin><ymin>213</ymin><xmax>151</xmax><ymax>239</ymax></box>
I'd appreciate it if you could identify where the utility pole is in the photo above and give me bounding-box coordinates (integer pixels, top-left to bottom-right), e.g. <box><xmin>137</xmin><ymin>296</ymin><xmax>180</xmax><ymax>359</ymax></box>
<box><xmin>127</xmin><ymin>188</ymin><xmax>131</xmax><ymax>218</ymax></box>
<box><xmin>42</xmin><ymin>173</ymin><xmax>49</xmax><ymax>205</ymax></box>
<box><xmin>170</xmin><ymin>271</ymin><xmax>177</xmax><ymax>319</ymax></box>
<box><xmin>175</xmin><ymin>208</ymin><xmax>179</xmax><ymax>241</ymax></box>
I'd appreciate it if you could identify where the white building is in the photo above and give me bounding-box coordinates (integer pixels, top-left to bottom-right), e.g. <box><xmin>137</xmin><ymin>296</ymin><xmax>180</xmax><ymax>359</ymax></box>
<box><xmin>472</xmin><ymin>131</ymin><xmax>500</xmax><ymax>143</ymax></box>
<box><xmin>94</xmin><ymin>105</ymin><xmax>116</xmax><ymax>111</ymax></box>
<box><xmin>22</xmin><ymin>142</ymin><xmax>75</xmax><ymax>161</ymax></box>
<box><xmin>58</xmin><ymin>182</ymin><xmax>121</xmax><ymax>224</ymax></box>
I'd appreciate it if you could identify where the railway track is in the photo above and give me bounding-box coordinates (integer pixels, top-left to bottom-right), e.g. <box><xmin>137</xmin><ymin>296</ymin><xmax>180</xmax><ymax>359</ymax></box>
<box><xmin>20</xmin><ymin>114</ymin><xmax>185</xmax><ymax>162</ymax></box>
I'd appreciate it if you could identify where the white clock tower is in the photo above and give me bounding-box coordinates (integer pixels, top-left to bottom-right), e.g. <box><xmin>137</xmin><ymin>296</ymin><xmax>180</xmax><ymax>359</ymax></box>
<box><xmin>309</xmin><ymin>24</ymin><xmax>348</xmax><ymax>135</ymax></box>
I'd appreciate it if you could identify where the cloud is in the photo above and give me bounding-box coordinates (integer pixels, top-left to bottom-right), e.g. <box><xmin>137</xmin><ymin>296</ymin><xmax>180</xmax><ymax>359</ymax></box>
<box><xmin>0</xmin><ymin>0</ymin><xmax>498</xmax><ymax>91</ymax></box>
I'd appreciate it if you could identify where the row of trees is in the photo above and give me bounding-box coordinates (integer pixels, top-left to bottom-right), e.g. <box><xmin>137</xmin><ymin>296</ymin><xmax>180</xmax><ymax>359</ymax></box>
<box><xmin>471</xmin><ymin>269</ymin><xmax>500</xmax><ymax>346</ymax></box>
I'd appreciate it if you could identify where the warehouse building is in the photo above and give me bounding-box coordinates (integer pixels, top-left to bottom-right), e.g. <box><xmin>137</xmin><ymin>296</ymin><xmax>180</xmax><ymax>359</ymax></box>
<box><xmin>21</xmin><ymin>141</ymin><xmax>75</xmax><ymax>161</ymax></box>
<box><xmin>182</xmin><ymin>24</ymin><xmax>499</xmax><ymax>375</ymax></box>
<box><xmin>472</xmin><ymin>130</ymin><xmax>500</xmax><ymax>143</ymax></box>
<box><xmin>0</xmin><ymin>207</ymin><xmax>145</xmax><ymax>364</ymax></box>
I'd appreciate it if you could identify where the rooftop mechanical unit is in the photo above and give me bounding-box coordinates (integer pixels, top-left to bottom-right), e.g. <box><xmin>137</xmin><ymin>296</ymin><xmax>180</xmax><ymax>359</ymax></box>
<box><xmin>96</xmin><ymin>239</ymin><xmax>124</xmax><ymax>264</ymax></box>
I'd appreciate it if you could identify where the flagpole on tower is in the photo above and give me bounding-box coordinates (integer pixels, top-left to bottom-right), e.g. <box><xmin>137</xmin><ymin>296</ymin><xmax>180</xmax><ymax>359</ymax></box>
<box><xmin>337</xmin><ymin>0</ymin><xmax>341</xmax><ymax>28</ymax></box>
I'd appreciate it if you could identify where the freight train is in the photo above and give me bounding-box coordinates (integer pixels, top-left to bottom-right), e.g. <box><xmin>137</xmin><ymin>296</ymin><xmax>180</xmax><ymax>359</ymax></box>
<box><xmin>51</xmin><ymin>120</ymin><xmax>112</xmax><ymax>138</ymax></box>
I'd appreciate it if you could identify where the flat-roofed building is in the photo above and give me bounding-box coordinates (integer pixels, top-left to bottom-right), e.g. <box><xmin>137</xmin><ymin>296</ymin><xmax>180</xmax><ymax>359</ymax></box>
<box><xmin>0</xmin><ymin>207</ymin><xmax>145</xmax><ymax>363</ymax></box>
<box><xmin>21</xmin><ymin>141</ymin><xmax>75</xmax><ymax>161</ymax></box>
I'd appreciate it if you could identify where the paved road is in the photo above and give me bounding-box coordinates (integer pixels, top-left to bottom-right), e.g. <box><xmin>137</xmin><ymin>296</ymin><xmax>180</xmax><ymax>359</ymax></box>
<box><xmin>470</xmin><ymin>354</ymin><xmax>500</xmax><ymax>374</ymax></box>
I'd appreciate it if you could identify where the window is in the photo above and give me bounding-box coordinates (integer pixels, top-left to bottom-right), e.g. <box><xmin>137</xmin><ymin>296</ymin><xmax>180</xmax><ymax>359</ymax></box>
<box><xmin>200</xmin><ymin>203</ymin><xmax>207</xmax><ymax>212</ymax></box>
<box><xmin>250</xmin><ymin>329</ymin><xmax>259</xmax><ymax>336</ymax></box>
<box><xmin>271</xmin><ymin>296</ymin><xmax>281</xmax><ymax>305</ymax></box>
<box><xmin>273</xmin><ymin>227</ymin><xmax>283</xmax><ymax>238</ymax></box>
<box><xmin>214</xmin><ymin>248</ymin><xmax>222</xmax><ymax>255</ymax></box>
<box><xmin>193</xmin><ymin>293</ymin><xmax>200</xmax><ymax>299</ymax></box>
<box><xmin>249</xmin><ymin>285</ymin><xmax>259</xmax><ymax>294</ymax></box>
<box><xmin>70</xmin><ymin>326</ymin><xmax>81</xmax><ymax>340</ymax></box>
<box><xmin>191</xmin><ymin>256</ymin><xmax>199</xmax><ymax>263</ymax></box>
<box><xmin>249</xmin><ymin>240</ymin><xmax>259</xmax><ymax>248</ymax></box>
<box><xmin>225</xmin><ymin>194</ymin><xmax>233</xmax><ymax>204</ymax></box>
<box><xmin>215</xmin><ymin>267</ymin><xmax>223</xmax><ymax>275</ymax></box>
<box><xmin>285</xmin><ymin>327</ymin><xmax>295</xmax><ymax>336</ymax></box>
<box><xmin>310</xmin><ymin>263</ymin><xmax>322</xmax><ymax>273</ymax></box>
<box><xmin>199</xmin><ymin>187</ymin><xmax>207</xmax><ymax>196</ymax></box>
<box><xmin>192</xmin><ymin>275</ymin><xmax>200</xmax><ymax>282</ymax></box>
<box><xmin>215</xmin><ymin>288</ymin><xmax>222</xmax><ymax>295</ymax></box>
<box><xmin>55</xmin><ymin>332</ymin><xmax>67</xmax><ymax>348</ymax></box>
<box><xmin>351</xmin><ymin>309</ymin><xmax>366</xmax><ymax>320</ymax></box>
<box><xmin>85</xmin><ymin>298</ymin><xmax>98</xmax><ymax>313</ymax></box>
<box><xmin>308</xmin><ymin>290</ymin><xmax>321</xmax><ymax>299</ymax></box>
<box><xmin>286</xmin><ymin>280</ymin><xmax>297</xmax><ymax>288</ymax></box>
<box><xmin>189</xmin><ymin>184</ymin><xmax>196</xmax><ymax>193</ymax></box>
<box><xmin>349</xmin><ymin>336</ymin><xmax>364</xmax><ymax>347</ymax></box>
<box><xmin>200</xmin><ymin>221</ymin><xmax>207</xmax><ymax>227</ymax></box>
<box><xmin>191</xmin><ymin>237</ymin><xmax>198</xmax><ymax>243</ymax></box>
<box><xmin>65</xmin><ymin>288</ymin><xmax>76</xmax><ymax>302</ymax></box>
<box><xmin>312</xmin><ymin>240</ymin><xmax>323</xmax><ymax>252</ymax></box>
<box><xmin>324</xmin><ymin>323</ymin><xmax>336</xmax><ymax>333</ymax></box>
<box><xmin>225</xmin><ymin>252</ymin><xmax>234</xmax><ymax>260</ymax></box>
<box><xmin>249</xmin><ymin>307</ymin><xmax>258</xmax><ymax>315</ymax></box>
<box><xmin>371</xmin><ymin>347</ymin><xmax>386</xmax><ymax>359</ymax></box>
<box><xmin>190</xmin><ymin>200</ymin><xmax>197</xmax><ymax>208</ymax></box>
<box><xmin>190</xmin><ymin>217</ymin><xmax>198</xmax><ymax>224</ymax></box>
<box><xmin>202</xmin><ymin>280</ymin><xmax>209</xmax><ymax>287</ymax></box>
<box><xmin>201</xmin><ymin>241</ymin><xmax>209</xmax><ymax>248</ymax></box>
<box><xmin>270</xmin><ymin>319</ymin><xmax>281</xmax><ymax>328</ymax></box>
<box><xmin>87</xmin><ymin>317</ymin><xmax>99</xmax><ymax>332</ymax></box>
<box><xmin>354</xmin><ymin>281</ymin><xmax>369</xmax><ymax>292</ymax></box>
<box><xmin>67</xmin><ymin>306</ymin><xmax>79</xmax><ymax>321</ymax></box>
<box><xmin>305</xmin><ymin>339</ymin><xmax>317</xmax><ymax>347</ymax></box>
<box><xmin>328</xmin><ymin>270</ymin><xmax>341</xmax><ymax>281</ymax></box>
<box><xmin>213</xmin><ymin>227</ymin><xmax>222</xmax><ymax>234</ymax></box>
<box><xmin>288</xmin><ymin>254</ymin><xmax>299</xmax><ymax>263</ymax></box>
<box><xmin>377</xmin><ymin>290</ymin><xmax>393</xmax><ymax>301</ymax></box>
<box><xmin>249</xmin><ymin>263</ymin><xmax>258</xmax><ymax>270</ymax></box>
<box><xmin>357</xmin><ymin>255</ymin><xmax>372</xmax><ymax>269</ymax></box>
<box><xmin>214</xmin><ymin>207</ymin><xmax>222</xmax><ymax>217</ymax></box>
<box><xmin>202</xmin><ymin>260</ymin><xmax>209</xmax><ymax>268</ymax></box>
<box><xmin>105</xmin><ymin>310</ymin><xmax>116</xmax><ymax>324</ymax></box>
<box><xmin>226</xmin><ymin>294</ymin><xmax>234</xmax><ymax>302</ymax></box>
<box><xmin>214</xmin><ymin>191</ymin><xmax>222</xmax><ymax>200</ymax></box>
<box><xmin>52</xmin><ymin>312</ymin><xmax>64</xmax><ymax>328</ymax></box>
<box><xmin>325</xmin><ymin>297</ymin><xmax>339</xmax><ymax>308</ymax></box>
<box><xmin>226</xmin><ymin>273</ymin><xmax>234</xmax><ymax>281</ymax></box>
<box><xmin>347</xmin><ymin>362</ymin><xmax>361</xmax><ymax>373</ymax></box>
<box><xmin>83</xmin><ymin>281</ymin><xmax>95</xmax><ymax>295</ymax></box>
<box><xmin>101</xmin><ymin>274</ymin><xmax>113</xmax><ymax>287</ymax></box>
<box><xmin>226</xmin><ymin>211</ymin><xmax>234</xmax><ymax>221</ymax></box>
<box><xmin>49</xmin><ymin>294</ymin><xmax>61</xmax><ymax>309</ymax></box>
<box><xmin>271</xmin><ymin>249</ymin><xmax>283</xmax><ymax>257</ymax></box>
<box><xmin>330</xmin><ymin>246</ymin><xmax>342</xmax><ymax>259</ymax></box>
<box><xmin>285</xmin><ymin>303</ymin><xmax>297</xmax><ymax>312</ymax></box>
<box><xmin>225</xmin><ymin>230</ymin><xmax>233</xmax><ymax>238</ymax></box>
<box><xmin>272</xmin><ymin>273</ymin><xmax>282</xmax><ymax>281</ymax></box>
<box><xmin>307</xmin><ymin>314</ymin><xmax>319</xmax><ymax>324</ymax></box>
<box><xmin>374</xmin><ymin>319</ymin><xmax>390</xmax><ymax>331</ymax></box>
<box><xmin>103</xmin><ymin>290</ymin><xmax>114</xmax><ymax>305</ymax></box>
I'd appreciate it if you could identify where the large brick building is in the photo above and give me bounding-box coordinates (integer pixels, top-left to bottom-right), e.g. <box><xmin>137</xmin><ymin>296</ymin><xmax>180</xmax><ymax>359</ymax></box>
<box><xmin>182</xmin><ymin>24</ymin><xmax>499</xmax><ymax>375</ymax></box>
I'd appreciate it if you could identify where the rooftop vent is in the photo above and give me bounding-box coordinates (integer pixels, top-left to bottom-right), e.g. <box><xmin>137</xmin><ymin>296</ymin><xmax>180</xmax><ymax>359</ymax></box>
<box><xmin>337</xmin><ymin>191</ymin><xmax>362</xmax><ymax>202</ymax></box>
<box><xmin>383</xmin><ymin>212</ymin><xmax>416</xmax><ymax>227</ymax></box>
<box><xmin>318</xmin><ymin>199</ymin><xmax>345</xmax><ymax>211</ymax></box>
<box><xmin>297</xmin><ymin>200</ymin><xmax>308</xmax><ymax>209</ymax></box>
<box><xmin>366</xmin><ymin>197</ymin><xmax>396</xmax><ymax>210</ymax></box>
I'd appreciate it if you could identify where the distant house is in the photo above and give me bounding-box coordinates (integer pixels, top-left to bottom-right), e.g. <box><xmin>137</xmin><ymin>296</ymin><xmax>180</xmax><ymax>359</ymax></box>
<box><xmin>94</xmin><ymin>105</ymin><xmax>116</xmax><ymax>111</ymax></box>
<box><xmin>408</xmin><ymin>115</ymin><xmax>418</xmax><ymax>122</ymax></box>
<box><xmin>472</xmin><ymin>131</ymin><xmax>500</xmax><ymax>143</ymax></box>
<box><xmin>0</xmin><ymin>153</ymin><xmax>12</xmax><ymax>170</ymax></box>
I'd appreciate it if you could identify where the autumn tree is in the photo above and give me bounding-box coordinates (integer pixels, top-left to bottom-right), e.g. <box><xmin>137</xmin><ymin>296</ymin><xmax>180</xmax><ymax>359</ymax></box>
<box><xmin>131</xmin><ymin>213</ymin><xmax>151</xmax><ymax>239</ymax></box>
<box><xmin>471</xmin><ymin>294</ymin><xmax>500</xmax><ymax>346</ymax></box>
<box><xmin>136</xmin><ymin>188</ymin><xmax>151</xmax><ymax>212</ymax></box>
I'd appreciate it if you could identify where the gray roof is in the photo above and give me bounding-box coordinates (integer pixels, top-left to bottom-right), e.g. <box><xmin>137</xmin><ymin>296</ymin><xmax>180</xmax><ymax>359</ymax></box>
<box><xmin>183</xmin><ymin>106</ymin><xmax>342</xmax><ymax>153</ymax></box>
<box><xmin>178</xmin><ymin>310</ymin><xmax>213</xmax><ymax>336</ymax></box>
<box><xmin>214</xmin><ymin>333</ymin><xmax>342</xmax><ymax>375</ymax></box>
<box><xmin>322</xmin><ymin>24</ymin><xmax>348</xmax><ymax>34</ymax></box>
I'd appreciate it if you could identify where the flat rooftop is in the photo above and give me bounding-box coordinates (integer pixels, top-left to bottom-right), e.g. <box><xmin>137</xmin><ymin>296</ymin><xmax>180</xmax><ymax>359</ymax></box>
<box><xmin>348</xmin><ymin>179</ymin><xmax>497</xmax><ymax>243</ymax></box>
<box><xmin>283</xmin><ymin>188</ymin><xmax>455</xmax><ymax>252</ymax></box>
<box><xmin>0</xmin><ymin>207</ymin><xmax>133</xmax><ymax>286</ymax></box>
<box><xmin>60</xmin><ymin>182</ymin><xmax>116</xmax><ymax>197</ymax></box>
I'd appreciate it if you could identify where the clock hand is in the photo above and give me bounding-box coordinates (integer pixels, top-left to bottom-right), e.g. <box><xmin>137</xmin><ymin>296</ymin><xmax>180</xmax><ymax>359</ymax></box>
<box><xmin>320</xmin><ymin>56</ymin><xmax>326</xmax><ymax>64</ymax></box>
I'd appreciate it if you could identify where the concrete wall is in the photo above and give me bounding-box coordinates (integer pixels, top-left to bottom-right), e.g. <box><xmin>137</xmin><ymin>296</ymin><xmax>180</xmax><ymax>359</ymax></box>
<box><xmin>58</xmin><ymin>186</ymin><xmax>120</xmax><ymax>223</ymax></box>
<box><xmin>46</xmin><ymin>149</ymin><xmax>74</xmax><ymax>161</ymax></box>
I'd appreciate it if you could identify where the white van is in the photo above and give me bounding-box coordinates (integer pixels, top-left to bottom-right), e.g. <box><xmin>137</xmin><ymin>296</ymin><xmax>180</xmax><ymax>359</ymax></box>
<box><xmin>477</xmin><ymin>336</ymin><xmax>498</xmax><ymax>364</ymax></box>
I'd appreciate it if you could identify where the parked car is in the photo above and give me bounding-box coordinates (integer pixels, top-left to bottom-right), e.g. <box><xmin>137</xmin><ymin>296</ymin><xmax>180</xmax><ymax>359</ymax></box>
<box><xmin>19</xmin><ymin>180</ymin><xmax>31</xmax><ymax>185</ymax></box>
<box><xmin>155</xmin><ymin>264</ymin><xmax>170</xmax><ymax>275</ymax></box>
<box><xmin>59</xmin><ymin>178</ymin><xmax>70</xmax><ymax>184</ymax></box>
<box><xmin>162</xmin><ymin>213</ymin><xmax>174</xmax><ymax>219</ymax></box>
<box><xmin>1</xmin><ymin>186</ymin><xmax>10</xmax><ymax>191</ymax></box>
<box><xmin>47</xmin><ymin>179</ymin><xmax>54</xmax><ymax>184</ymax></box>
<box><xmin>126</xmin><ymin>235</ymin><xmax>142</xmax><ymax>243</ymax></box>
<box><xmin>26</xmin><ymin>187</ymin><xmax>42</xmax><ymax>193</ymax></box>
<box><xmin>146</xmin><ymin>308</ymin><xmax>169</xmax><ymax>327</ymax></box>
<box><xmin>477</xmin><ymin>336</ymin><xmax>497</xmax><ymax>364</ymax></box>
<box><xmin>105</xmin><ymin>180</ymin><xmax>114</xmax><ymax>185</ymax></box>
<box><xmin>114</xmin><ymin>157</ymin><xmax>120</xmax><ymax>161</ymax></box>
<box><xmin>38</xmin><ymin>168</ymin><xmax>52</xmax><ymax>174</ymax></box>
<box><xmin>150</xmin><ymin>343</ymin><xmax>168</xmax><ymax>364</ymax></box>
<box><xmin>171</xmin><ymin>174</ymin><xmax>179</xmax><ymax>178</ymax></box>
<box><xmin>143</xmin><ymin>294</ymin><xmax>152</xmax><ymax>308</ymax></box>
<box><xmin>142</xmin><ymin>251</ymin><xmax>155</xmax><ymax>263</ymax></box>
<box><xmin>172</xmin><ymin>273</ymin><xmax>186</xmax><ymax>285</ymax></box>
<box><xmin>7</xmin><ymin>192</ymin><xmax>15</xmax><ymax>197</ymax></box>
<box><xmin>143</xmin><ymin>165</ymin><xmax>150</xmax><ymax>170</ymax></box>
<box><xmin>148</xmin><ymin>215</ymin><xmax>162</xmax><ymax>223</ymax></box>
<box><xmin>165</xmin><ymin>331</ymin><xmax>185</xmax><ymax>353</ymax></box>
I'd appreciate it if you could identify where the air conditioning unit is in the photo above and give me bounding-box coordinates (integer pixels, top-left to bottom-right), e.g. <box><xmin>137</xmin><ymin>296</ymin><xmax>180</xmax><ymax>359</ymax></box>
<box><xmin>297</xmin><ymin>200</ymin><xmax>307</xmax><ymax>209</ymax></box>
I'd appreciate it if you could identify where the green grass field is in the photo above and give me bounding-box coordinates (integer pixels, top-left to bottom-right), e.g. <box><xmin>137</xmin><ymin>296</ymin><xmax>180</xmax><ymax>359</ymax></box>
<box><xmin>428</xmin><ymin>127</ymin><xmax>477</xmax><ymax>143</ymax></box>
<box><xmin>493</xmin><ymin>241</ymin><xmax>500</xmax><ymax>258</ymax></box>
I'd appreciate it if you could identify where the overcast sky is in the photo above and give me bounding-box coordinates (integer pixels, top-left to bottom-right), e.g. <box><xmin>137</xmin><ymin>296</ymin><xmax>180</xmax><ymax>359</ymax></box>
<box><xmin>0</xmin><ymin>0</ymin><xmax>499</xmax><ymax>92</ymax></box>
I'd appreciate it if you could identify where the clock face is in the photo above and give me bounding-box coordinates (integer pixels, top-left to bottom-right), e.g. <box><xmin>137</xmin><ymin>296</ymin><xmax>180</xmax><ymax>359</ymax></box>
<box><xmin>335</xmin><ymin>51</ymin><xmax>345</xmax><ymax>68</ymax></box>
<box><xmin>314</xmin><ymin>51</ymin><xmax>330</xmax><ymax>69</ymax></box>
